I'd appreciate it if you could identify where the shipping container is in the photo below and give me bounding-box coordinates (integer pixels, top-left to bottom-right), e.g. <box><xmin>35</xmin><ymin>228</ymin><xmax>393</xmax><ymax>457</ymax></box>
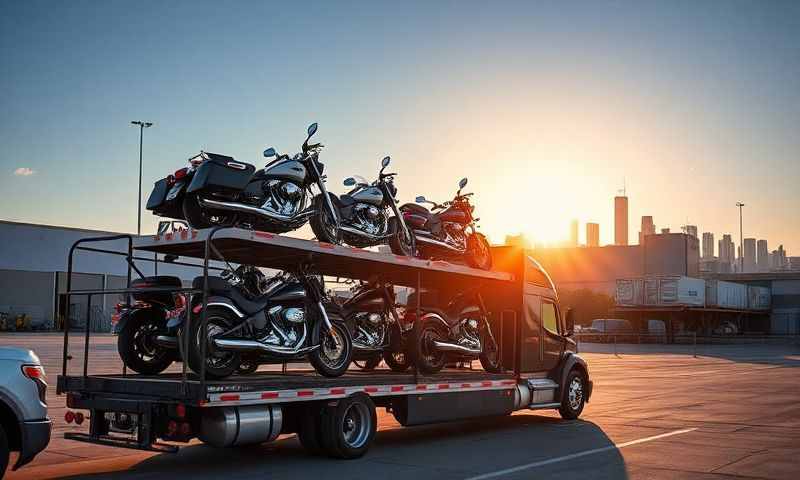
<box><xmin>747</xmin><ymin>285</ymin><xmax>771</xmax><ymax>310</ymax></box>
<box><xmin>658</xmin><ymin>276</ymin><xmax>705</xmax><ymax>306</ymax></box>
<box><xmin>644</xmin><ymin>277</ymin><xmax>660</xmax><ymax>305</ymax></box>
<box><xmin>705</xmin><ymin>279</ymin><xmax>747</xmax><ymax>310</ymax></box>
<box><xmin>615</xmin><ymin>278</ymin><xmax>643</xmax><ymax>306</ymax></box>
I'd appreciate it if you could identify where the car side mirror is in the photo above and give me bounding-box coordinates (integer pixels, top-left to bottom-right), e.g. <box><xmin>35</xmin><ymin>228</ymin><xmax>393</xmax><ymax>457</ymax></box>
<box><xmin>565</xmin><ymin>308</ymin><xmax>575</xmax><ymax>336</ymax></box>
<box><xmin>263</xmin><ymin>147</ymin><xmax>277</xmax><ymax>158</ymax></box>
<box><xmin>415</xmin><ymin>195</ymin><xmax>426</xmax><ymax>203</ymax></box>
<box><xmin>343</xmin><ymin>177</ymin><xmax>356</xmax><ymax>186</ymax></box>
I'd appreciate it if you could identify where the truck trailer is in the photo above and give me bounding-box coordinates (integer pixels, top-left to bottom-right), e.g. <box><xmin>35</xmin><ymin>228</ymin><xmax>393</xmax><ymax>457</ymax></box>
<box><xmin>57</xmin><ymin>227</ymin><xmax>592</xmax><ymax>459</ymax></box>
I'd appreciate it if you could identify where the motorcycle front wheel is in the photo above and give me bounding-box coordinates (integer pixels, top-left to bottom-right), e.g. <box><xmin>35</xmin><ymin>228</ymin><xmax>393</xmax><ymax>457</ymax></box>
<box><xmin>388</xmin><ymin>216</ymin><xmax>415</xmax><ymax>257</ymax></box>
<box><xmin>479</xmin><ymin>330</ymin><xmax>502</xmax><ymax>373</ymax></box>
<box><xmin>466</xmin><ymin>232</ymin><xmax>492</xmax><ymax>270</ymax></box>
<box><xmin>309</xmin><ymin>194</ymin><xmax>342</xmax><ymax>244</ymax></box>
<box><xmin>309</xmin><ymin>319</ymin><xmax>353</xmax><ymax>377</ymax></box>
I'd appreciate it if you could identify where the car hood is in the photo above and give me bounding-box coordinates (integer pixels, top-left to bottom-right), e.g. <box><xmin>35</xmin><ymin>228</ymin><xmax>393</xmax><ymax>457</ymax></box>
<box><xmin>0</xmin><ymin>347</ymin><xmax>41</xmax><ymax>364</ymax></box>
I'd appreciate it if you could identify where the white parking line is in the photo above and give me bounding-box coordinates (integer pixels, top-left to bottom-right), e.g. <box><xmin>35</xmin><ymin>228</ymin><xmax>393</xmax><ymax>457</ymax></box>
<box><xmin>463</xmin><ymin>427</ymin><xmax>698</xmax><ymax>480</ymax></box>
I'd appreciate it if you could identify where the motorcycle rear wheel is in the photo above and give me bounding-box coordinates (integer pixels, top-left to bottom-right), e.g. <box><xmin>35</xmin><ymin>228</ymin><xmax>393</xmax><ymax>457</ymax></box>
<box><xmin>466</xmin><ymin>232</ymin><xmax>492</xmax><ymax>270</ymax></box>
<box><xmin>309</xmin><ymin>194</ymin><xmax>342</xmax><ymax>244</ymax></box>
<box><xmin>415</xmin><ymin>319</ymin><xmax>447</xmax><ymax>374</ymax></box>
<box><xmin>182</xmin><ymin>193</ymin><xmax>235</xmax><ymax>229</ymax></box>
<box><xmin>186</xmin><ymin>307</ymin><xmax>240</xmax><ymax>379</ymax></box>
<box><xmin>118</xmin><ymin>310</ymin><xmax>173</xmax><ymax>375</ymax></box>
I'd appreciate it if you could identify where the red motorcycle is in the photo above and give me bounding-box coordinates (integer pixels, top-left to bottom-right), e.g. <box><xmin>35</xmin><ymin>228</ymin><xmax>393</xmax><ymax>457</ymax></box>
<box><xmin>400</xmin><ymin>178</ymin><xmax>492</xmax><ymax>270</ymax></box>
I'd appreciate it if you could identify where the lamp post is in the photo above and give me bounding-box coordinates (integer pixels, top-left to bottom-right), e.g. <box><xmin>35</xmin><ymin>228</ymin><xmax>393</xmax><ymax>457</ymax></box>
<box><xmin>736</xmin><ymin>202</ymin><xmax>745</xmax><ymax>273</ymax></box>
<box><xmin>131</xmin><ymin>121</ymin><xmax>153</xmax><ymax>235</ymax></box>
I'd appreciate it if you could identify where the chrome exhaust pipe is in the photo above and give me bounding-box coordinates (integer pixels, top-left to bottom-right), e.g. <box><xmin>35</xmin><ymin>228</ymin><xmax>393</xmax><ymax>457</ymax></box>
<box><xmin>154</xmin><ymin>335</ymin><xmax>179</xmax><ymax>348</ymax></box>
<box><xmin>432</xmin><ymin>339</ymin><xmax>482</xmax><ymax>355</ymax></box>
<box><xmin>413</xmin><ymin>233</ymin><xmax>464</xmax><ymax>253</ymax></box>
<box><xmin>213</xmin><ymin>338</ymin><xmax>319</xmax><ymax>355</ymax></box>
<box><xmin>339</xmin><ymin>225</ymin><xmax>394</xmax><ymax>241</ymax></box>
<box><xmin>199</xmin><ymin>197</ymin><xmax>316</xmax><ymax>223</ymax></box>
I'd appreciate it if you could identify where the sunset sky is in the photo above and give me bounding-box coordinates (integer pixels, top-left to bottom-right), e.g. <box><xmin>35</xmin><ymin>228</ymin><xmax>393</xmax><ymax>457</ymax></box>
<box><xmin>1</xmin><ymin>1</ymin><xmax>798</xmax><ymax>253</ymax></box>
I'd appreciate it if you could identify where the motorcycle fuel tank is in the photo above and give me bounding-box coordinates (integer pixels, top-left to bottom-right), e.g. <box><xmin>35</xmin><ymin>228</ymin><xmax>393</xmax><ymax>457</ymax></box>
<box><xmin>347</xmin><ymin>288</ymin><xmax>386</xmax><ymax>311</ymax></box>
<box><xmin>264</xmin><ymin>160</ymin><xmax>307</xmax><ymax>184</ymax></box>
<box><xmin>269</xmin><ymin>282</ymin><xmax>306</xmax><ymax>302</ymax></box>
<box><xmin>438</xmin><ymin>207</ymin><xmax>468</xmax><ymax>223</ymax></box>
<box><xmin>351</xmin><ymin>186</ymin><xmax>384</xmax><ymax>206</ymax></box>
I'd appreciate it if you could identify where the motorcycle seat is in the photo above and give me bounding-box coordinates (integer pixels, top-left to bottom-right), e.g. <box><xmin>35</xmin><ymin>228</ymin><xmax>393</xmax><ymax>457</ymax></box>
<box><xmin>192</xmin><ymin>276</ymin><xmax>271</xmax><ymax>316</ymax></box>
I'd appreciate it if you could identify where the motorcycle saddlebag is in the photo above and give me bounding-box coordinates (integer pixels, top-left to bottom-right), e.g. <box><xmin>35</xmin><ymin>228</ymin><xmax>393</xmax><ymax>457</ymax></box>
<box><xmin>146</xmin><ymin>178</ymin><xmax>170</xmax><ymax>211</ymax></box>
<box><xmin>186</xmin><ymin>152</ymin><xmax>255</xmax><ymax>194</ymax></box>
<box><xmin>131</xmin><ymin>276</ymin><xmax>183</xmax><ymax>307</ymax></box>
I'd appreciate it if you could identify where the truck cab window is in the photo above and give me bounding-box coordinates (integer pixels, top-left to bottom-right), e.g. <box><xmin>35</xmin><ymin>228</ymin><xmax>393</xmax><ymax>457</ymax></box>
<box><xmin>542</xmin><ymin>301</ymin><xmax>558</xmax><ymax>335</ymax></box>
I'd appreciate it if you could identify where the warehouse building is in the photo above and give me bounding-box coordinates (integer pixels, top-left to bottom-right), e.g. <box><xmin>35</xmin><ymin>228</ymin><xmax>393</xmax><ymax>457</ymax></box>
<box><xmin>0</xmin><ymin>220</ymin><xmax>200</xmax><ymax>331</ymax></box>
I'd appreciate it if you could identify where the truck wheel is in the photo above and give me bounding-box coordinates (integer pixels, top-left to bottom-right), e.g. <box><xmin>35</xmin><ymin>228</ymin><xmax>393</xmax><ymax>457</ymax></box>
<box><xmin>559</xmin><ymin>370</ymin><xmax>586</xmax><ymax>420</ymax></box>
<box><xmin>309</xmin><ymin>321</ymin><xmax>353</xmax><ymax>377</ymax></box>
<box><xmin>297</xmin><ymin>403</ymin><xmax>326</xmax><ymax>455</ymax></box>
<box><xmin>383</xmin><ymin>349</ymin><xmax>411</xmax><ymax>372</ymax></box>
<box><xmin>0</xmin><ymin>423</ymin><xmax>9</xmax><ymax>479</ymax></box>
<box><xmin>117</xmin><ymin>310</ymin><xmax>173</xmax><ymax>375</ymax></box>
<box><xmin>187</xmin><ymin>307</ymin><xmax>240</xmax><ymax>379</ymax></box>
<box><xmin>320</xmin><ymin>393</ymin><xmax>377</xmax><ymax>459</ymax></box>
<box><xmin>416</xmin><ymin>319</ymin><xmax>447</xmax><ymax>374</ymax></box>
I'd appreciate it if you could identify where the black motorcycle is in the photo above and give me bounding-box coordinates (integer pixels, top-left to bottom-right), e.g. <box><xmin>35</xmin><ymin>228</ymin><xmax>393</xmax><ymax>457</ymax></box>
<box><xmin>184</xmin><ymin>265</ymin><xmax>353</xmax><ymax>379</ymax></box>
<box><xmin>146</xmin><ymin>123</ymin><xmax>339</xmax><ymax>234</ymax></box>
<box><xmin>406</xmin><ymin>288</ymin><xmax>501</xmax><ymax>374</ymax></box>
<box><xmin>338</xmin><ymin>279</ymin><xmax>412</xmax><ymax>372</ymax></box>
<box><xmin>400</xmin><ymin>178</ymin><xmax>492</xmax><ymax>270</ymax></box>
<box><xmin>310</xmin><ymin>156</ymin><xmax>414</xmax><ymax>256</ymax></box>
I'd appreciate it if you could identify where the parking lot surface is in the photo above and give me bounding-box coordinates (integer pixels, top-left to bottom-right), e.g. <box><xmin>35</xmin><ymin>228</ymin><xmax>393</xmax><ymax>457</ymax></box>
<box><xmin>2</xmin><ymin>333</ymin><xmax>798</xmax><ymax>480</ymax></box>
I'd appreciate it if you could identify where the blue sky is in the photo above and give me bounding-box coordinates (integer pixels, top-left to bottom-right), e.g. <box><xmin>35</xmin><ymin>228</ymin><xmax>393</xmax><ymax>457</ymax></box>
<box><xmin>1</xmin><ymin>1</ymin><xmax>798</xmax><ymax>253</ymax></box>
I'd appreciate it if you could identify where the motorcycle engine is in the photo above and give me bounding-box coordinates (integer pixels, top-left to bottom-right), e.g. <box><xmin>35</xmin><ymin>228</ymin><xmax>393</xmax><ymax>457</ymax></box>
<box><xmin>262</xmin><ymin>180</ymin><xmax>305</xmax><ymax>216</ymax></box>
<box><xmin>443</xmin><ymin>222</ymin><xmax>467</xmax><ymax>250</ymax></box>
<box><xmin>352</xmin><ymin>203</ymin><xmax>387</xmax><ymax>235</ymax></box>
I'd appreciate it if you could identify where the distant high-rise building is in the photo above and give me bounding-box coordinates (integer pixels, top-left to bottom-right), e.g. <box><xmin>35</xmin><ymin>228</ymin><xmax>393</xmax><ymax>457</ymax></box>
<box><xmin>743</xmin><ymin>238</ymin><xmax>757</xmax><ymax>272</ymax></box>
<box><xmin>718</xmin><ymin>234</ymin><xmax>735</xmax><ymax>267</ymax></box>
<box><xmin>683</xmin><ymin>225</ymin><xmax>698</xmax><ymax>238</ymax></box>
<box><xmin>586</xmin><ymin>223</ymin><xmax>599</xmax><ymax>247</ymax></box>
<box><xmin>771</xmin><ymin>245</ymin><xmax>787</xmax><ymax>270</ymax></box>
<box><xmin>661</xmin><ymin>228</ymin><xmax>670</xmax><ymax>234</ymax></box>
<box><xmin>614</xmin><ymin>196</ymin><xmax>628</xmax><ymax>246</ymax></box>
<box><xmin>638</xmin><ymin>216</ymin><xmax>655</xmax><ymax>244</ymax></box>
<box><xmin>756</xmin><ymin>239</ymin><xmax>769</xmax><ymax>272</ymax></box>
<box><xmin>702</xmin><ymin>232</ymin><xmax>714</xmax><ymax>259</ymax></box>
<box><xmin>788</xmin><ymin>256</ymin><xmax>800</xmax><ymax>271</ymax></box>
<box><xmin>569</xmin><ymin>219</ymin><xmax>579</xmax><ymax>246</ymax></box>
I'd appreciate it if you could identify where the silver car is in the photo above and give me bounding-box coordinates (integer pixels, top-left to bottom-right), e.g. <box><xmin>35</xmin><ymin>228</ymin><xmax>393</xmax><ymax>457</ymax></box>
<box><xmin>0</xmin><ymin>347</ymin><xmax>51</xmax><ymax>478</ymax></box>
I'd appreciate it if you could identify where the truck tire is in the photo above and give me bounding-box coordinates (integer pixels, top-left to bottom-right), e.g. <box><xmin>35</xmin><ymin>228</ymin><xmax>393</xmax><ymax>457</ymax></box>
<box><xmin>559</xmin><ymin>370</ymin><xmax>586</xmax><ymax>420</ymax></box>
<box><xmin>186</xmin><ymin>307</ymin><xmax>241</xmax><ymax>379</ymax></box>
<box><xmin>297</xmin><ymin>403</ymin><xmax>325</xmax><ymax>455</ymax></box>
<box><xmin>320</xmin><ymin>393</ymin><xmax>376</xmax><ymax>459</ymax></box>
<box><xmin>117</xmin><ymin>310</ymin><xmax>174</xmax><ymax>375</ymax></box>
<box><xmin>0</xmin><ymin>423</ymin><xmax>8</xmax><ymax>480</ymax></box>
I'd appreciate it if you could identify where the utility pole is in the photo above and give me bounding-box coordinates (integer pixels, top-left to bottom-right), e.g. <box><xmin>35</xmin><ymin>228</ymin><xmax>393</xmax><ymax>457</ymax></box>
<box><xmin>736</xmin><ymin>202</ymin><xmax>745</xmax><ymax>273</ymax></box>
<box><xmin>131</xmin><ymin>121</ymin><xmax>153</xmax><ymax>235</ymax></box>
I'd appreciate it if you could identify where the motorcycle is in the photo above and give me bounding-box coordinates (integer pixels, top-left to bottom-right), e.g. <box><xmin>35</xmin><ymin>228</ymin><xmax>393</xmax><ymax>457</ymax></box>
<box><xmin>406</xmin><ymin>288</ymin><xmax>501</xmax><ymax>374</ymax></box>
<box><xmin>400</xmin><ymin>178</ymin><xmax>492</xmax><ymax>270</ymax></box>
<box><xmin>337</xmin><ymin>278</ymin><xmax>412</xmax><ymax>372</ymax></box>
<box><xmin>114</xmin><ymin>275</ymin><xmax>186</xmax><ymax>375</ymax></box>
<box><xmin>184</xmin><ymin>265</ymin><xmax>353</xmax><ymax>379</ymax></box>
<box><xmin>310</xmin><ymin>155</ymin><xmax>415</xmax><ymax>255</ymax></box>
<box><xmin>145</xmin><ymin>123</ymin><xmax>340</xmax><ymax>235</ymax></box>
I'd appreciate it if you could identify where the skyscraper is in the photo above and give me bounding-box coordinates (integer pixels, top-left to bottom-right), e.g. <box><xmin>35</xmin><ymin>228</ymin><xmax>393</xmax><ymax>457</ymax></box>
<box><xmin>702</xmin><ymin>232</ymin><xmax>714</xmax><ymax>259</ymax></box>
<box><xmin>569</xmin><ymin>219</ymin><xmax>579</xmax><ymax>246</ymax></box>
<box><xmin>743</xmin><ymin>238</ymin><xmax>756</xmax><ymax>272</ymax></box>
<box><xmin>718</xmin><ymin>234</ymin><xmax>735</xmax><ymax>267</ymax></box>
<box><xmin>614</xmin><ymin>195</ymin><xmax>628</xmax><ymax>246</ymax></box>
<box><xmin>683</xmin><ymin>225</ymin><xmax>698</xmax><ymax>238</ymax></box>
<box><xmin>756</xmin><ymin>239</ymin><xmax>769</xmax><ymax>272</ymax></box>
<box><xmin>639</xmin><ymin>216</ymin><xmax>655</xmax><ymax>244</ymax></box>
<box><xmin>586</xmin><ymin>223</ymin><xmax>599</xmax><ymax>247</ymax></box>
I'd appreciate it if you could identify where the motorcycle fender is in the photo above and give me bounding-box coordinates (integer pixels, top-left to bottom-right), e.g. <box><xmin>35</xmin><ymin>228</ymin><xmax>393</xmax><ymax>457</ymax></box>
<box><xmin>116</xmin><ymin>307</ymin><xmax>165</xmax><ymax>332</ymax></box>
<box><xmin>556</xmin><ymin>352</ymin><xmax>591</xmax><ymax>403</ymax></box>
<box><xmin>191</xmin><ymin>297</ymin><xmax>248</xmax><ymax>319</ymax></box>
<box><xmin>420</xmin><ymin>312</ymin><xmax>449</xmax><ymax>330</ymax></box>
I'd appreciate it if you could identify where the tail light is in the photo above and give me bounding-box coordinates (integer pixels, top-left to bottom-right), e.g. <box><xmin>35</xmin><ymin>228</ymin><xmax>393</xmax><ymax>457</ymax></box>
<box><xmin>65</xmin><ymin>411</ymin><xmax>75</xmax><ymax>424</ymax></box>
<box><xmin>174</xmin><ymin>167</ymin><xmax>188</xmax><ymax>180</ymax></box>
<box><xmin>74</xmin><ymin>411</ymin><xmax>85</xmax><ymax>425</ymax></box>
<box><xmin>22</xmin><ymin>365</ymin><xmax>47</xmax><ymax>404</ymax></box>
<box><xmin>174</xmin><ymin>294</ymin><xmax>186</xmax><ymax>309</ymax></box>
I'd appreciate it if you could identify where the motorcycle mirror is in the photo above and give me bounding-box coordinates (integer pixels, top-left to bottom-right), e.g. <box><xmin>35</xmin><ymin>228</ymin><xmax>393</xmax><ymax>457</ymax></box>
<box><xmin>459</xmin><ymin>178</ymin><xmax>468</xmax><ymax>189</ymax></box>
<box><xmin>343</xmin><ymin>177</ymin><xmax>356</xmax><ymax>186</ymax></box>
<box><xmin>415</xmin><ymin>195</ymin><xmax>426</xmax><ymax>203</ymax></box>
<box><xmin>307</xmin><ymin>123</ymin><xmax>318</xmax><ymax>138</ymax></box>
<box><xmin>263</xmin><ymin>147</ymin><xmax>277</xmax><ymax>158</ymax></box>
<box><xmin>381</xmin><ymin>156</ymin><xmax>391</xmax><ymax>168</ymax></box>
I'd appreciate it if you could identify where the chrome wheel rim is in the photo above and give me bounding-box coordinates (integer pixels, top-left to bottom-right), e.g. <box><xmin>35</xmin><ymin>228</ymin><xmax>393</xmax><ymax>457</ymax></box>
<box><xmin>321</xmin><ymin>326</ymin><xmax>348</xmax><ymax>369</ymax></box>
<box><xmin>341</xmin><ymin>403</ymin><xmax>370</xmax><ymax>448</ymax></box>
<box><xmin>568</xmin><ymin>376</ymin><xmax>584</xmax><ymax>411</ymax></box>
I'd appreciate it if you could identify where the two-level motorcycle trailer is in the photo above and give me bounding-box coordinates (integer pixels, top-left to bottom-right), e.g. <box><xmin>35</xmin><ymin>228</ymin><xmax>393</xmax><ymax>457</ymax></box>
<box><xmin>57</xmin><ymin>227</ymin><xmax>592</xmax><ymax>459</ymax></box>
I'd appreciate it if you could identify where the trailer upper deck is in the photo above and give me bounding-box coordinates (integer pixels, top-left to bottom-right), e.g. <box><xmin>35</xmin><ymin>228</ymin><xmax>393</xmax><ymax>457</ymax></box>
<box><xmin>134</xmin><ymin>227</ymin><xmax>515</xmax><ymax>288</ymax></box>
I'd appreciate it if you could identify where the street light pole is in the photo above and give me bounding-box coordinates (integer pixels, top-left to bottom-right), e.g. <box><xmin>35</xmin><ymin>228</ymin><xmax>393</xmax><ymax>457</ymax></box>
<box><xmin>736</xmin><ymin>202</ymin><xmax>745</xmax><ymax>273</ymax></box>
<box><xmin>131</xmin><ymin>121</ymin><xmax>153</xmax><ymax>236</ymax></box>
